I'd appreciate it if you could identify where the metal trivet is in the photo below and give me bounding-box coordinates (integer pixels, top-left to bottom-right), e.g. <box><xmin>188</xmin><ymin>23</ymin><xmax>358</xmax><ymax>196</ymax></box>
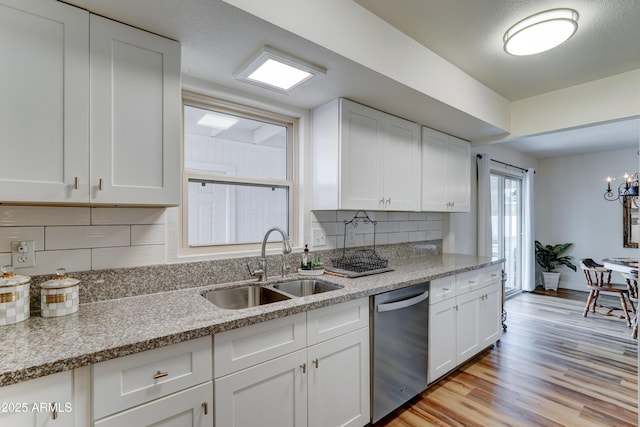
<box><xmin>331</xmin><ymin>211</ymin><xmax>388</xmax><ymax>273</ymax></box>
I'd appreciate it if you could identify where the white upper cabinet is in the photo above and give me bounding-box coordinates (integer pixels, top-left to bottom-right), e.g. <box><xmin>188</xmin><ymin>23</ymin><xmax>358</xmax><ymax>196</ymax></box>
<box><xmin>421</xmin><ymin>127</ymin><xmax>470</xmax><ymax>212</ymax></box>
<box><xmin>313</xmin><ymin>98</ymin><xmax>420</xmax><ymax>211</ymax></box>
<box><xmin>0</xmin><ymin>0</ymin><xmax>89</xmax><ymax>203</ymax></box>
<box><xmin>90</xmin><ymin>15</ymin><xmax>180</xmax><ymax>205</ymax></box>
<box><xmin>0</xmin><ymin>0</ymin><xmax>180</xmax><ymax>206</ymax></box>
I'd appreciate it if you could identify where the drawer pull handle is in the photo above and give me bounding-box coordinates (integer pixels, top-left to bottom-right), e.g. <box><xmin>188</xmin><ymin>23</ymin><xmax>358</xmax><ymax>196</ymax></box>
<box><xmin>300</xmin><ymin>363</ymin><xmax>306</xmax><ymax>374</ymax></box>
<box><xmin>74</xmin><ymin>177</ymin><xmax>79</xmax><ymax>190</ymax></box>
<box><xmin>443</xmin><ymin>287</ymin><xmax>450</xmax><ymax>291</ymax></box>
<box><xmin>312</xmin><ymin>358</ymin><xmax>319</xmax><ymax>369</ymax></box>
<box><xmin>202</xmin><ymin>402</ymin><xmax>208</xmax><ymax>415</ymax></box>
<box><xmin>51</xmin><ymin>406</ymin><xmax>57</xmax><ymax>420</ymax></box>
<box><xmin>98</xmin><ymin>178</ymin><xmax>104</xmax><ymax>191</ymax></box>
<box><xmin>153</xmin><ymin>370</ymin><xmax>169</xmax><ymax>380</ymax></box>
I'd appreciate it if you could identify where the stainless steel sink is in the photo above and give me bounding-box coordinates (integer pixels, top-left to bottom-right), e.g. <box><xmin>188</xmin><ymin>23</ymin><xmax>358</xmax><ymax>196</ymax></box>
<box><xmin>271</xmin><ymin>279</ymin><xmax>343</xmax><ymax>297</ymax></box>
<box><xmin>204</xmin><ymin>286</ymin><xmax>290</xmax><ymax>310</ymax></box>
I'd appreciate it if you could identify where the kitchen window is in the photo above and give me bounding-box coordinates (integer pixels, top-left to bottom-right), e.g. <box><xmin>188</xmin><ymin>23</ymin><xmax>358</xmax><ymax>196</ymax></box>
<box><xmin>181</xmin><ymin>91</ymin><xmax>297</xmax><ymax>254</ymax></box>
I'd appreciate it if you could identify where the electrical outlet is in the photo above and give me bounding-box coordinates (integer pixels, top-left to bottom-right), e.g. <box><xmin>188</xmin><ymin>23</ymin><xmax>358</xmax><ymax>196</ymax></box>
<box><xmin>313</xmin><ymin>229</ymin><xmax>327</xmax><ymax>246</ymax></box>
<box><xmin>11</xmin><ymin>240</ymin><xmax>35</xmax><ymax>268</ymax></box>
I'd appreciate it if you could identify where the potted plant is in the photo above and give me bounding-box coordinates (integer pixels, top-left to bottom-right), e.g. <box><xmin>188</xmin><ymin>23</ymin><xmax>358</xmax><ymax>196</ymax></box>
<box><xmin>534</xmin><ymin>241</ymin><xmax>577</xmax><ymax>291</ymax></box>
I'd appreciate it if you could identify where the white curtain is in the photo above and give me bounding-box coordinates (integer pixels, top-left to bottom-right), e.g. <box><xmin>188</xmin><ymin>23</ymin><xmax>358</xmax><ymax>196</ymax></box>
<box><xmin>522</xmin><ymin>168</ymin><xmax>536</xmax><ymax>292</ymax></box>
<box><xmin>477</xmin><ymin>154</ymin><xmax>492</xmax><ymax>257</ymax></box>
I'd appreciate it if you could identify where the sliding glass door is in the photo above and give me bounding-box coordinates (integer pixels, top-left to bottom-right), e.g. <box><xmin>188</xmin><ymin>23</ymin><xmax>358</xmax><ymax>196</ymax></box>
<box><xmin>491</xmin><ymin>172</ymin><xmax>522</xmax><ymax>297</ymax></box>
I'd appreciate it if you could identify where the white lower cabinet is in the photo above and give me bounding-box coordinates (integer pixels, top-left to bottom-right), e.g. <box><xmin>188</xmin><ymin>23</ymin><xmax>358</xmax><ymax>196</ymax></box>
<box><xmin>214</xmin><ymin>298</ymin><xmax>370</xmax><ymax>427</ymax></box>
<box><xmin>0</xmin><ymin>371</ymin><xmax>74</xmax><ymax>427</ymax></box>
<box><xmin>92</xmin><ymin>336</ymin><xmax>213</xmax><ymax>426</ymax></box>
<box><xmin>428</xmin><ymin>266</ymin><xmax>502</xmax><ymax>384</ymax></box>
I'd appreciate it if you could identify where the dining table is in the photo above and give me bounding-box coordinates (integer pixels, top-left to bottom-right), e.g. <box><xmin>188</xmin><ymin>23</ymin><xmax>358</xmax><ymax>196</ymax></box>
<box><xmin>602</xmin><ymin>257</ymin><xmax>639</xmax><ymax>338</ymax></box>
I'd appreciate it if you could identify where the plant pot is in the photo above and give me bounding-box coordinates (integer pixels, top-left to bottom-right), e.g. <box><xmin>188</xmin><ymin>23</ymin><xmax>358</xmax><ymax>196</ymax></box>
<box><xmin>542</xmin><ymin>272</ymin><xmax>561</xmax><ymax>291</ymax></box>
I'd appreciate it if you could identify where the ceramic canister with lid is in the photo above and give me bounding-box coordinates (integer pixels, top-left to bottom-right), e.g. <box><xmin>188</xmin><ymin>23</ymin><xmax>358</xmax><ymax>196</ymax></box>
<box><xmin>40</xmin><ymin>268</ymin><xmax>80</xmax><ymax>318</ymax></box>
<box><xmin>0</xmin><ymin>265</ymin><xmax>31</xmax><ymax>326</ymax></box>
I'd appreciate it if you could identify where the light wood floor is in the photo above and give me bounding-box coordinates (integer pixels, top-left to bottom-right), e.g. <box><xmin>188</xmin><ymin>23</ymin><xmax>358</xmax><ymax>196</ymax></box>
<box><xmin>376</xmin><ymin>289</ymin><xmax>638</xmax><ymax>427</ymax></box>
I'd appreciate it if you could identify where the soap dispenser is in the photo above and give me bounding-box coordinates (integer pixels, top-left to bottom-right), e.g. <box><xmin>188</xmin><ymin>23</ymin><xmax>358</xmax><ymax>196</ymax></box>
<box><xmin>302</xmin><ymin>244</ymin><xmax>310</xmax><ymax>269</ymax></box>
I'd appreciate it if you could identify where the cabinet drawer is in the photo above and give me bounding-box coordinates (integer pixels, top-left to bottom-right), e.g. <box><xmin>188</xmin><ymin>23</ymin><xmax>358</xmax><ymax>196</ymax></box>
<box><xmin>456</xmin><ymin>270</ymin><xmax>481</xmax><ymax>294</ymax></box>
<box><xmin>480</xmin><ymin>265</ymin><xmax>502</xmax><ymax>287</ymax></box>
<box><xmin>214</xmin><ymin>312</ymin><xmax>306</xmax><ymax>378</ymax></box>
<box><xmin>307</xmin><ymin>298</ymin><xmax>369</xmax><ymax>346</ymax></box>
<box><xmin>429</xmin><ymin>275</ymin><xmax>456</xmax><ymax>304</ymax></box>
<box><xmin>95</xmin><ymin>381</ymin><xmax>213</xmax><ymax>427</ymax></box>
<box><xmin>93</xmin><ymin>336</ymin><xmax>212</xmax><ymax>420</ymax></box>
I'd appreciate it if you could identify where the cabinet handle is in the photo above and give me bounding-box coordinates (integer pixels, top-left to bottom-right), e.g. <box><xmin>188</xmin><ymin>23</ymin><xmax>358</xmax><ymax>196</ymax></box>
<box><xmin>74</xmin><ymin>177</ymin><xmax>79</xmax><ymax>190</ymax></box>
<box><xmin>312</xmin><ymin>358</ymin><xmax>319</xmax><ymax>369</ymax></box>
<box><xmin>300</xmin><ymin>363</ymin><xmax>306</xmax><ymax>374</ymax></box>
<box><xmin>51</xmin><ymin>405</ymin><xmax>57</xmax><ymax>420</ymax></box>
<box><xmin>379</xmin><ymin>198</ymin><xmax>384</xmax><ymax>208</ymax></box>
<box><xmin>385</xmin><ymin>197</ymin><xmax>391</xmax><ymax>207</ymax></box>
<box><xmin>454</xmin><ymin>305</ymin><xmax>458</xmax><ymax>311</ymax></box>
<box><xmin>153</xmin><ymin>370</ymin><xmax>169</xmax><ymax>379</ymax></box>
<box><xmin>443</xmin><ymin>287</ymin><xmax>449</xmax><ymax>291</ymax></box>
<box><xmin>202</xmin><ymin>402</ymin><xmax>208</xmax><ymax>415</ymax></box>
<box><xmin>98</xmin><ymin>178</ymin><xmax>103</xmax><ymax>191</ymax></box>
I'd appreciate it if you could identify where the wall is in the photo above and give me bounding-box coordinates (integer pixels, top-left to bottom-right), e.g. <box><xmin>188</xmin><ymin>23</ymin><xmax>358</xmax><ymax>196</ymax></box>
<box><xmin>535</xmin><ymin>147</ymin><xmax>639</xmax><ymax>290</ymax></box>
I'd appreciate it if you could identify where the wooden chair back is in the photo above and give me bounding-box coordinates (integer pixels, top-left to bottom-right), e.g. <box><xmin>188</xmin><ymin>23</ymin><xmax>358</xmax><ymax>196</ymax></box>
<box><xmin>580</xmin><ymin>258</ymin><xmax>612</xmax><ymax>288</ymax></box>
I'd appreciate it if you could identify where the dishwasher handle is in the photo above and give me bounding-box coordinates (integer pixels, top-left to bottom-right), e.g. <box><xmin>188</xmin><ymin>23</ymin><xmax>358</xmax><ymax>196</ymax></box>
<box><xmin>377</xmin><ymin>290</ymin><xmax>429</xmax><ymax>312</ymax></box>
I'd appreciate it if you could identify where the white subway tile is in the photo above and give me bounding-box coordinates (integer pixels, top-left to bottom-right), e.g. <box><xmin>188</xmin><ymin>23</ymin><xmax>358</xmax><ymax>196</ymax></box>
<box><xmin>311</xmin><ymin>211</ymin><xmax>337</xmax><ymax>223</ymax></box>
<box><xmin>326</xmin><ymin>236</ymin><xmax>338</xmax><ymax>250</ymax></box>
<box><xmin>0</xmin><ymin>227</ymin><xmax>44</xmax><ymax>252</ymax></box>
<box><xmin>352</xmin><ymin>222</ymin><xmax>374</xmax><ymax>235</ymax></box>
<box><xmin>0</xmin><ymin>206</ymin><xmax>90</xmax><ymax>227</ymax></box>
<box><xmin>428</xmin><ymin>220</ymin><xmax>443</xmax><ymax>231</ymax></box>
<box><xmin>408</xmin><ymin>212</ymin><xmax>429</xmax><ymax>220</ymax></box>
<box><xmin>363</xmin><ymin>211</ymin><xmax>387</xmax><ymax>222</ymax></box>
<box><xmin>387</xmin><ymin>212</ymin><xmax>409</xmax><ymax>221</ymax></box>
<box><xmin>92</xmin><ymin>245</ymin><xmax>165</xmax><ymax>270</ymax></box>
<box><xmin>365</xmin><ymin>233</ymin><xmax>388</xmax><ymax>246</ymax></box>
<box><xmin>0</xmin><ymin>253</ymin><xmax>11</xmax><ymax>268</ymax></box>
<box><xmin>318</xmin><ymin>221</ymin><xmax>340</xmax><ymax>236</ymax></box>
<box><xmin>398</xmin><ymin>221</ymin><xmax>419</xmax><ymax>232</ymax></box>
<box><xmin>428</xmin><ymin>229</ymin><xmax>443</xmax><ymax>239</ymax></box>
<box><xmin>345</xmin><ymin>233</ymin><xmax>365</xmax><ymax>248</ymax></box>
<box><xmin>131</xmin><ymin>225</ymin><xmax>165</xmax><ymax>246</ymax></box>
<box><xmin>91</xmin><ymin>207</ymin><xmax>166</xmax><ymax>225</ymax></box>
<box><xmin>427</xmin><ymin>212</ymin><xmax>443</xmax><ymax>221</ymax></box>
<box><xmin>337</xmin><ymin>211</ymin><xmax>358</xmax><ymax>222</ymax></box>
<box><xmin>46</xmin><ymin>226</ymin><xmax>130</xmax><ymax>250</ymax></box>
<box><xmin>417</xmin><ymin>221</ymin><xmax>429</xmax><ymax>230</ymax></box>
<box><xmin>388</xmin><ymin>232</ymin><xmax>410</xmax><ymax>244</ymax></box>
<box><xmin>377</xmin><ymin>221</ymin><xmax>399</xmax><ymax>233</ymax></box>
<box><xmin>409</xmin><ymin>231</ymin><xmax>428</xmax><ymax>241</ymax></box>
<box><xmin>29</xmin><ymin>249</ymin><xmax>92</xmax><ymax>275</ymax></box>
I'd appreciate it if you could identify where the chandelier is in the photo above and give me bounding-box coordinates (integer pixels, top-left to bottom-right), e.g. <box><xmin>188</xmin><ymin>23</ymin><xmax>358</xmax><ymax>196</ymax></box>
<box><xmin>604</xmin><ymin>173</ymin><xmax>639</xmax><ymax>206</ymax></box>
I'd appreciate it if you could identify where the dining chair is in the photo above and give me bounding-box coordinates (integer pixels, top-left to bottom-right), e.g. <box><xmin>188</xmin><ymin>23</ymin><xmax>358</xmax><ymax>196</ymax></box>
<box><xmin>622</xmin><ymin>271</ymin><xmax>639</xmax><ymax>338</ymax></box>
<box><xmin>580</xmin><ymin>258</ymin><xmax>635</xmax><ymax>327</ymax></box>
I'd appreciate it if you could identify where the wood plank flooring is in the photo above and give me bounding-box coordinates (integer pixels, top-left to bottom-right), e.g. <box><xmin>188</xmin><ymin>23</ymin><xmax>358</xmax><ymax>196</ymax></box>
<box><xmin>375</xmin><ymin>289</ymin><xmax>638</xmax><ymax>427</ymax></box>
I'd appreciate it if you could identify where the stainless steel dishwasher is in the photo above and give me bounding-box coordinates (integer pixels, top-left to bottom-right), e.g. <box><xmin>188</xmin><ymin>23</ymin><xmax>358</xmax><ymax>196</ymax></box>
<box><xmin>371</xmin><ymin>282</ymin><xmax>429</xmax><ymax>423</ymax></box>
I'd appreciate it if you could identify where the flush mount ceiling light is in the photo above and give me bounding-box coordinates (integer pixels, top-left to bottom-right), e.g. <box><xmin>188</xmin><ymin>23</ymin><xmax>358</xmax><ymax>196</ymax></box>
<box><xmin>197</xmin><ymin>113</ymin><xmax>238</xmax><ymax>130</ymax></box>
<box><xmin>235</xmin><ymin>46</ymin><xmax>326</xmax><ymax>93</ymax></box>
<box><xmin>503</xmin><ymin>8</ymin><xmax>579</xmax><ymax>56</ymax></box>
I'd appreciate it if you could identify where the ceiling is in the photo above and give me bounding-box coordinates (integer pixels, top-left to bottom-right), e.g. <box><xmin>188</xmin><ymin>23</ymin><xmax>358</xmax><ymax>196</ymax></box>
<box><xmin>63</xmin><ymin>0</ymin><xmax>640</xmax><ymax>158</ymax></box>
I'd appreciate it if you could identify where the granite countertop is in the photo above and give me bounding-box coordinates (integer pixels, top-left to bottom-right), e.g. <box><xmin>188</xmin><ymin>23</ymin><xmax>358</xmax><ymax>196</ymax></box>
<box><xmin>0</xmin><ymin>254</ymin><xmax>501</xmax><ymax>387</ymax></box>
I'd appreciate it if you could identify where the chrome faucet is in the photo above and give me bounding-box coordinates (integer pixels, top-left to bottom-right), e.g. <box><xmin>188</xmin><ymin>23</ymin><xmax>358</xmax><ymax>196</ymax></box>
<box><xmin>248</xmin><ymin>227</ymin><xmax>292</xmax><ymax>282</ymax></box>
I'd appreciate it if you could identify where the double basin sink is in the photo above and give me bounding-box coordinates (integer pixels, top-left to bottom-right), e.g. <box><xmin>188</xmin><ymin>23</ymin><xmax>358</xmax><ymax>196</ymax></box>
<box><xmin>204</xmin><ymin>279</ymin><xmax>343</xmax><ymax>310</ymax></box>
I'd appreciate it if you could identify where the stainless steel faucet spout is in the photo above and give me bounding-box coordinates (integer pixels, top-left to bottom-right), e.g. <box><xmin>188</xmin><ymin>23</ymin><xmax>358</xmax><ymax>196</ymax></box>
<box><xmin>252</xmin><ymin>227</ymin><xmax>291</xmax><ymax>282</ymax></box>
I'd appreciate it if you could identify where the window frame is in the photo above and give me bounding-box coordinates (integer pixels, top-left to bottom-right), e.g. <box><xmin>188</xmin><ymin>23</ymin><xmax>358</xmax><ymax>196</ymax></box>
<box><xmin>180</xmin><ymin>90</ymin><xmax>298</xmax><ymax>256</ymax></box>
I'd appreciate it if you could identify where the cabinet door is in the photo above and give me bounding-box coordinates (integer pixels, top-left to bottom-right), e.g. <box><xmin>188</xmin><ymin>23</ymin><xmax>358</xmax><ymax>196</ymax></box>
<box><xmin>382</xmin><ymin>116</ymin><xmax>421</xmax><ymax>211</ymax></box>
<box><xmin>0</xmin><ymin>0</ymin><xmax>89</xmax><ymax>203</ymax></box>
<box><xmin>340</xmin><ymin>99</ymin><xmax>384</xmax><ymax>210</ymax></box>
<box><xmin>420</xmin><ymin>127</ymin><xmax>448</xmax><ymax>211</ymax></box>
<box><xmin>478</xmin><ymin>282</ymin><xmax>502</xmax><ymax>347</ymax></box>
<box><xmin>428</xmin><ymin>298</ymin><xmax>457</xmax><ymax>384</ymax></box>
<box><xmin>307</xmin><ymin>328</ymin><xmax>370</xmax><ymax>427</ymax></box>
<box><xmin>456</xmin><ymin>289</ymin><xmax>481</xmax><ymax>364</ymax></box>
<box><xmin>94</xmin><ymin>382</ymin><xmax>212</xmax><ymax>427</ymax></box>
<box><xmin>215</xmin><ymin>350</ymin><xmax>308</xmax><ymax>427</ymax></box>
<box><xmin>90</xmin><ymin>15</ymin><xmax>180</xmax><ymax>205</ymax></box>
<box><xmin>446</xmin><ymin>137</ymin><xmax>471</xmax><ymax>212</ymax></box>
<box><xmin>0</xmin><ymin>371</ymin><xmax>73</xmax><ymax>427</ymax></box>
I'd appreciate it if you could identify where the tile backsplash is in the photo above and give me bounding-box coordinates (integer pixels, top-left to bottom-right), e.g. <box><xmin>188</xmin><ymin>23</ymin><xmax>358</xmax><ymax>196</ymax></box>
<box><xmin>0</xmin><ymin>206</ymin><xmax>443</xmax><ymax>278</ymax></box>
<box><xmin>0</xmin><ymin>206</ymin><xmax>166</xmax><ymax>276</ymax></box>
<box><xmin>311</xmin><ymin>210</ymin><xmax>443</xmax><ymax>249</ymax></box>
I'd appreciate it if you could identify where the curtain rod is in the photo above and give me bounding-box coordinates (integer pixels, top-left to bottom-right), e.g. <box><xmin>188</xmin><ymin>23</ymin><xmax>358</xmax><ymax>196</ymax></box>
<box><xmin>476</xmin><ymin>154</ymin><xmax>530</xmax><ymax>173</ymax></box>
